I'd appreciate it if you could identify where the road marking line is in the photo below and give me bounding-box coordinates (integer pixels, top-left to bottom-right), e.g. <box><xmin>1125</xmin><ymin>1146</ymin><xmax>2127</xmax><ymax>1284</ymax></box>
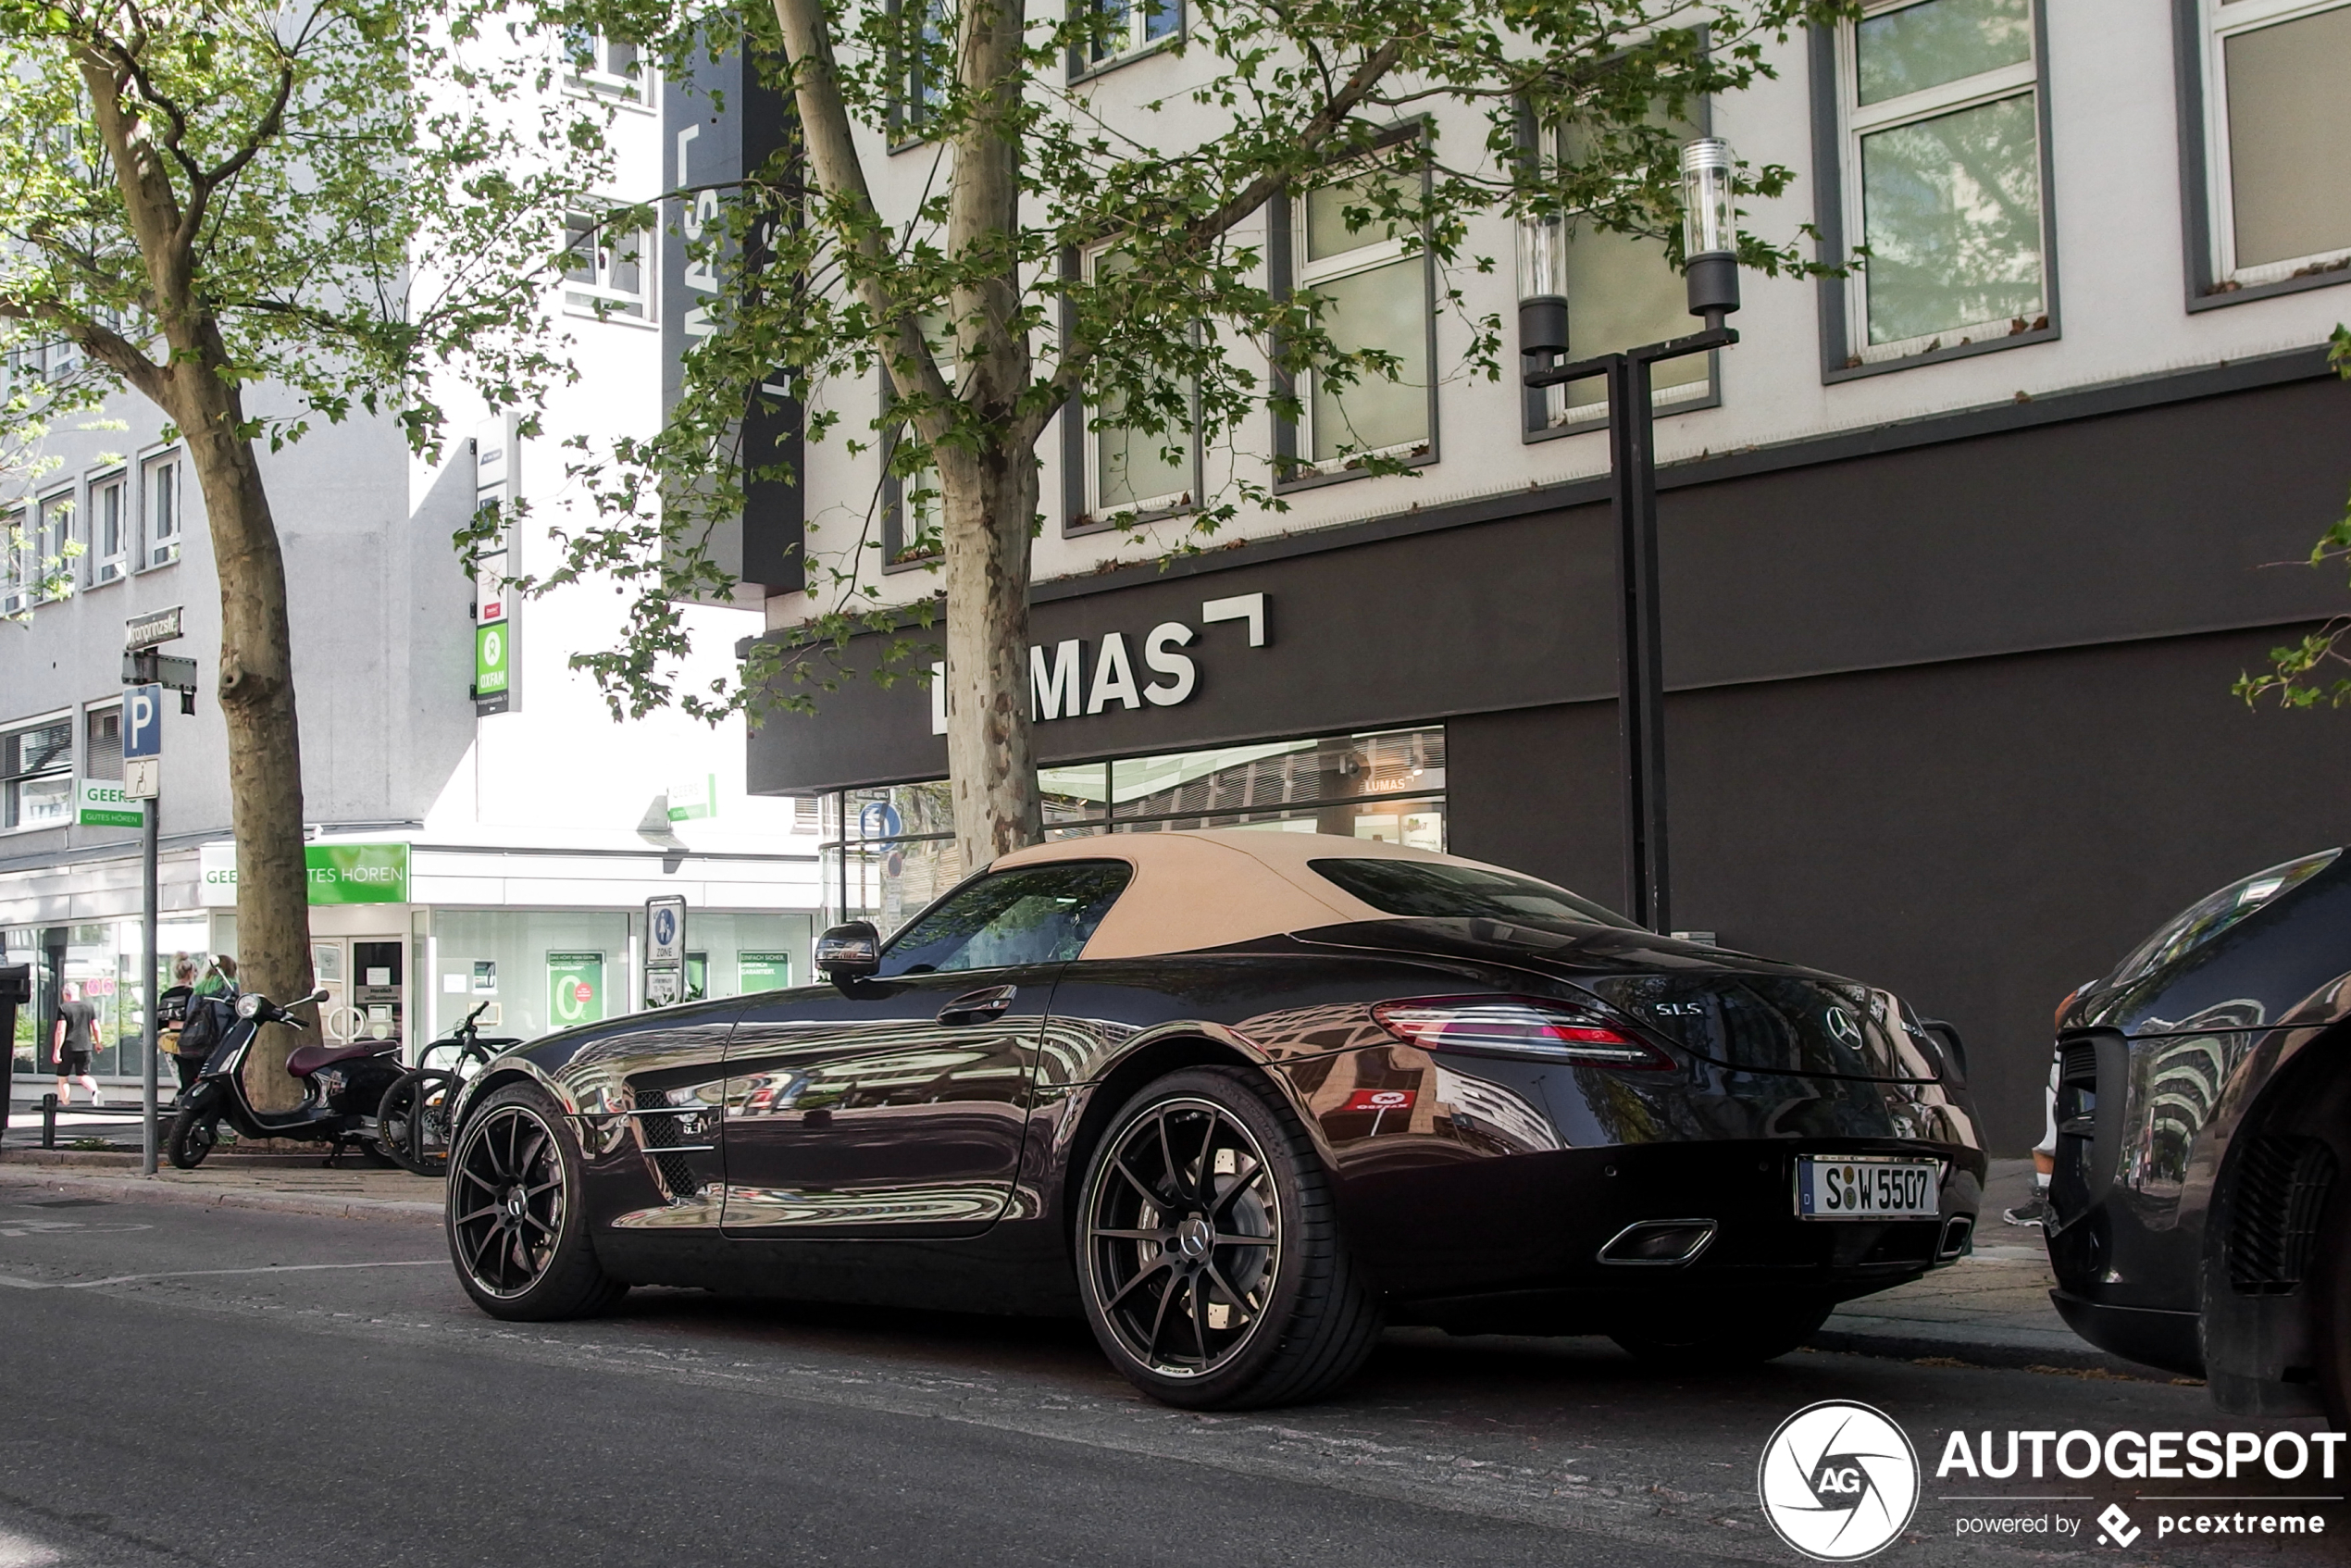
<box><xmin>0</xmin><ymin>1260</ymin><xmax>441</xmax><ymax>1290</ymax></box>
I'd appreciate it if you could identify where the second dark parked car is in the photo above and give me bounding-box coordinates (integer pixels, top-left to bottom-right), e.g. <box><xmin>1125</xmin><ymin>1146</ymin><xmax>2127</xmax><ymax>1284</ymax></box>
<box><xmin>441</xmin><ymin>830</ymin><xmax>1984</xmax><ymax>1408</ymax></box>
<box><xmin>2049</xmin><ymin>848</ymin><xmax>2351</xmax><ymax>1425</ymax></box>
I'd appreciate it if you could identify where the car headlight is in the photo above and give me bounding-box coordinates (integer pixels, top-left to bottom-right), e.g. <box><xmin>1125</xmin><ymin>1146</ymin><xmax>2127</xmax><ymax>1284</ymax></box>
<box><xmin>1372</xmin><ymin>996</ymin><xmax>1674</xmax><ymax>1069</ymax></box>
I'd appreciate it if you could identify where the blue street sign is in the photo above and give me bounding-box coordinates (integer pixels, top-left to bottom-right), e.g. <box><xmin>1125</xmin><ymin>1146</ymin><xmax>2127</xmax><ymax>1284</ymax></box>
<box><xmin>652</xmin><ymin>905</ymin><xmax>678</xmax><ymax>949</ymax></box>
<box><xmin>124</xmin><ymin>684</ymin><xmax>165</xmax><ymax>760</ymax></box>
<box><xmin>857</xmin><ymin>801</ymin><xmax>902</xmax><ymax>851</ymax></box>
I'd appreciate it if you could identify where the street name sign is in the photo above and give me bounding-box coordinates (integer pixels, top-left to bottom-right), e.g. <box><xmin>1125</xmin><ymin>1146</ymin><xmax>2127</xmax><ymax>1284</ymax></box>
<box><xmin>124</xmin><ymin>605</ymin><xmax>183</xmax><ymax>649</ymax></box>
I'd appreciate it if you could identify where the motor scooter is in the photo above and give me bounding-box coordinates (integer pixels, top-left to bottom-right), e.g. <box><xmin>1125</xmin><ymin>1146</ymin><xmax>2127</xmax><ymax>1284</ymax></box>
<box><xmin>167</xmin><ymin>987</ymin><xmax>406</xmax><ymax>1169</ymax></box>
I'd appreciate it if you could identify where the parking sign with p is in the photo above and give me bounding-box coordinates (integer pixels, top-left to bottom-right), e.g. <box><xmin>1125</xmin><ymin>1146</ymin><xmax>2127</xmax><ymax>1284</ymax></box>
<box><xmin>125</xmin><ymin>683</ymin><xmax>164</xmax><ymax>760</ymax></box>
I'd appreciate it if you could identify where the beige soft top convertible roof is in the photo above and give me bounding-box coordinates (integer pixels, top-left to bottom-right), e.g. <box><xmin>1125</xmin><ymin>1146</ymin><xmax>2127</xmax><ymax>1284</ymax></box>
<box><xmin>988</xmin><ymin>828</ymin><xmax>1545</xmax><ymax>961</ymax></box>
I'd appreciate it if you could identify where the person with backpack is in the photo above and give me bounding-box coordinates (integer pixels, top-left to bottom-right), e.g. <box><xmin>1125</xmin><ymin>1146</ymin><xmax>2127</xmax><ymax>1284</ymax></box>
<box><xmin>174</xmin><ymin>956</ymin><xmax>240</xmax><ymax>1083</ymax></box>
<box><xmin>158</xmin><ymin>957</ymin><xmax>202</xmax><ymax>1100</ymax></box>
<box><xmin>52</xmin><ymin>980</ymin><xmax>104</xmax><ymax>1106</ymax></box>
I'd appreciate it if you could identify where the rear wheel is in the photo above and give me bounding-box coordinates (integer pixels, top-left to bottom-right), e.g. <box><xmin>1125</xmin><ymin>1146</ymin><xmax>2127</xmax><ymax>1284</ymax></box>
<box><xmin>1076</xmin><ymin>1065</ymin><xmax>1382</xmax><ymax>1410</ymax></box>
<box><xmin>165</xmin><ymin>1105</ymin><xmax>218</xmax><ymax>1170</ymax></box>
<box><xmin>376</xmin><ymin>1068</ymin><xmax>457</xmax><ymax>1176</ymax></box>
<box><xmin>1611</xmin><ymin>1300</ymin><xmax>1833</xmax><ymax>1368</ymax></box>
<box><xmin>446</xmin><ymin>1082</ymin><xmax>625</xmax><ymax>1321</ymax></box>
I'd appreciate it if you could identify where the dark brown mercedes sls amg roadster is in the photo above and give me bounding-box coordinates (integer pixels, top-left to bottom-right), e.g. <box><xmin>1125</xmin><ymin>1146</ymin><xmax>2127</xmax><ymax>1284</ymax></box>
<box><xmin>439</xmin><ymin>830</ymin><xmax>1984</xmax><ymax>1409</ymax></box>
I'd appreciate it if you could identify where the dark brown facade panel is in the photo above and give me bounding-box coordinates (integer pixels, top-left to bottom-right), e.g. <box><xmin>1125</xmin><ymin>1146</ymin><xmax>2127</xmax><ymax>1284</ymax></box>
<box><xmin>1452</xmin><ymin>626</ymin><xmax>2351</xmax><ymax>1153</ymax></box>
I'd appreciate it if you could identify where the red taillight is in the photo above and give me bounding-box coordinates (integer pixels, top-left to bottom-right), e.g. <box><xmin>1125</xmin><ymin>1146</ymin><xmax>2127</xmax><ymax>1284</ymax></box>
<box><xmin>1370</xmin><ymin>996</ymin><xmax>1674</xmax><ymax>1069</ymax></box>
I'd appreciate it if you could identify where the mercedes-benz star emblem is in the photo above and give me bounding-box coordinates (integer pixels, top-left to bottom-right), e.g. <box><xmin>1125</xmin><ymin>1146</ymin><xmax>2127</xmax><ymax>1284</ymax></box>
<box><xmin>1757</xmin><ymin>1400</ymin><xmax>1920</xmax><ymax>1562</ymax></box>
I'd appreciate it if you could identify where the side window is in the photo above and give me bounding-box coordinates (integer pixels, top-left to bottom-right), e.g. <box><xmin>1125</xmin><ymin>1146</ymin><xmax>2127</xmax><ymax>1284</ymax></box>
<box><xmin>879</xmin><ymin>862</ymin><xmax>1133</xmax><ymax>976</ymax></box>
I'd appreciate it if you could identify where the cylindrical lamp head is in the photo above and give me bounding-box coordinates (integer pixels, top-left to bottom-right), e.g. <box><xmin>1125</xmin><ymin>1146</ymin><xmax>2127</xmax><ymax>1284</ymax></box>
<box><xmin>1516</xmin><ymin>214</ymin><xmax>1570</xmax><ymax>358</ymax></box>
<box><xmin>1680</xmin><ymin>137</ymin><xmax>1739</xmax><ymax>318</ymax></box>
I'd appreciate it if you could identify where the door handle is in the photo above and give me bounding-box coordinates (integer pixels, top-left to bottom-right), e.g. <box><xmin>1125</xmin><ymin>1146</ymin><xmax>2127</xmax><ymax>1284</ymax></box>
<box><xmin>936</xmin><ymin>985</ymin><xmax>1016</xmax><ymax>1026</ymax></box>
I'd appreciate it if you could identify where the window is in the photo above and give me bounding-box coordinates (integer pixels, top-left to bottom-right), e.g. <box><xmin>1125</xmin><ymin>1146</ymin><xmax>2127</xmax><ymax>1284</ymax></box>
<box><xmin>562</xmin><ymin>29</ymin><xmax>649</xmax><ymax>103</ymax></box>
<box><xmin>1287</xmin><ymin>166</ymin><xmax>1434</xmax><ymax>476</ymax></box>
<box><xmin>143</xmin><ymin>451</ymin><xmax>181</xmax><ymax>568</ymax></box>
<box><xmin>1524</xmin><ymin>108</ymin><xmax>1715</xmax><ymax>433</ymax></box>
<box><xmin>1310</xmin><ymin>858</ymin><xmax>1636</xmax><ymax>928</ymax></box>
<box><xmin>2197</xmin><ymin>0</ymin><xmax>2351</xmax><ymax>292</ymax></box>
<box><xmin>1</xmin><ymin>506</ymin><xmax>24</xmax><ymax>614</ymax></box>
<box><xmin>32</xmin><ymin>490</ymin><xmax>71</xmax><ymax>602</ymax></box>
<box><xmin>83</xmin><ymin>705</ymin><xmax>121</xmax><ymax>782</ymax></box>
<box><xmin>877</xmin><ymin>862</ymin><xmax>1133</xmax><ymax>976</ymax></box>
<box><xmin>881</xmin><ymin>312</ymin><xmax>953</xmax><ymax>567</ymax></box>
<box><xmin>2</xmin><ymin>716</ymin><xmax>72</xmax><ymax>830</ymax></box>
<box><xmin>894</xmin><ymin>0</ymin><xmax>949</xmax><ymax>138</ymax></box>
<box><xmin>89</xmin><ymin>470</ymin><xmax>127</xmax><ymax>584</ymax></box>
<box><xmin>1077</xmin><ymin>246</ymin><xmax>1195</xmax><ymax>523</ymax></box>
<box><xmin>1832</xmin><ymin>0</ymin><xmax>2049</xmax><ymax>366</ymax></box>
<box><xmin>563</xmin><ymin>209</ymin><xmax>651</xmax><ymax>321</ymax></box>
<box><xmin>1076</xmin><ymin>0</ymin><xmax>1178</xmax><ymax>73</ymax></box>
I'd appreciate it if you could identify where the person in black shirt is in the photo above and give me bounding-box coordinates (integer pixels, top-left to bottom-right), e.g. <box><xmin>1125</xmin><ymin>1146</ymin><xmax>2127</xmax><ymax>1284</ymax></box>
<box><xmin>158</xmin><ymin>957</ymin><xmax>201</xmax><ymax>1100</ymax></box>
<box><xmin>53</xmin><ymin>980</ymin><xmax>103</xmax><ymax>1106</ymax></box>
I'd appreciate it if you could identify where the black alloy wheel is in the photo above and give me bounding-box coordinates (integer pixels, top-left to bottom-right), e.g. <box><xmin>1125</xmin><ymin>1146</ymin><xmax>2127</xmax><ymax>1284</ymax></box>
<box><xmin>1076</xmin><ymin>1065</ymin><xmax>1382</xmax><ymax>1409</ymax></box>
<box><xmin>446</xmin><ymin>1082</ymin><xmax>625</xmax><ymax>1320</ymax></box>
<box><xmin>1611</xmin><ymin>1299</ymin><xmax>1834</xmax><ymax>1368</ymax></box>
<box><xmin>165</xmin><ymin>1105</ymin><xmax>218</xmax><ymax>1170</ymax></box>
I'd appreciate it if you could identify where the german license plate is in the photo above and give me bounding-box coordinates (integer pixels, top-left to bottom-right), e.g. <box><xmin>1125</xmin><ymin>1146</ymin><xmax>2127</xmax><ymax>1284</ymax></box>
<box><xmin>1796</xmin><ymin>1157</ymin><xmax>1940</xmax><ymax>1220</ymax></box>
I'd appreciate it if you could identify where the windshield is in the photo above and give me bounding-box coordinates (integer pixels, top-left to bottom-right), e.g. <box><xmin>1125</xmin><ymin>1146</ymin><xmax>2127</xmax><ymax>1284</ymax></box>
<box><xmin>1310</xmin><ymin>858</ymin><xmax>1639</xmax><ymax>929</ymax></box>
<box><xmin>878</xmin><ymin>861</ymin><xmax>1132</xmax><ymax>976</ymax></box>
<box><xmin>2103</xmin><ymin>849</ymin><xmax>2340</xmax><ymax>991</ymax></box>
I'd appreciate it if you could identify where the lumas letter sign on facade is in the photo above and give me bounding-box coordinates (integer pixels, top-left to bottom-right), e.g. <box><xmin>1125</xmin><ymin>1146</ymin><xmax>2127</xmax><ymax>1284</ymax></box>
<box><xmin>932</xmin><ymin>593</ymin><xmax>1269</xmax><ymax>734</ymax></box>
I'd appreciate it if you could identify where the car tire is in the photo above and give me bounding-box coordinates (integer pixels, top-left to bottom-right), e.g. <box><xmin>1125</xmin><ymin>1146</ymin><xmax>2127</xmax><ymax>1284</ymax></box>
<box><xmin>1611</xmin><ymin>1300</ymin><xmax>1833</xmax><ymax>1369</ymax></box>
<box><xmin>1076</xmin><ymin>1064</ymin><xmax>1383</xmax><ymax>1410</ymax></box>
<box><xmin>446</xmin><ymin>1081</ymin><xmax>627</xmax><ymax>1321</ymax></box>
<box><xmin>2314</xmin><ymin>1165</ymin><xmax>2351</xmax><ymax>1430</ymax></box>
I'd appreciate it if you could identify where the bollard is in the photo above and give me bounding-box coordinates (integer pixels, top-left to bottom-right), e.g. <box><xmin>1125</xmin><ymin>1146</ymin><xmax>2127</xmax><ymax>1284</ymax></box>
<box><xmin>42</xmin><ymin>1092</ymin><xmax>56</xmax><ymax>1151</ymax></box>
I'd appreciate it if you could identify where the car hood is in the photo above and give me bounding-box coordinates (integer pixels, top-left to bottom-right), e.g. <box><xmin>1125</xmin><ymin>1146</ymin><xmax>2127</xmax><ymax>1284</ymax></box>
<box><xmin>1287</xmin><ymin>917</ymin><xmax>1951</xmax><ymax>1084</ymax></box>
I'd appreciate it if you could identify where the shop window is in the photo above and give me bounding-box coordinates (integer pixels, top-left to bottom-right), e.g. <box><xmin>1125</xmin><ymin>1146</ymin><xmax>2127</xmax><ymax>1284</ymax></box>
<box><xmin>143</xmin><ymin>450</ymin><xmax>182</xmax><ymax>568</ymax></box>
<box><xmin>2195</xmin><ymin>0</ymin><xmax>2351</xmax><ymax>293</ymax></box>
<box><xmin>84</xmin><ymin>705</ymin><xmax>121</xmax><ymax>782</ymax></box>
<box><xmin>563</xmin><ymin>207</ymin><xmax>652</xmax><ymax>322</ymax></box>
<box><xmin>2</xmin><ymin>716</ymin><xmax>73</xmax><ymax>829</ymax></box>
<box><xmin>88</xmin><ymin>469</ymin><xmax>128</xmax><ymax>584</ymax></box>
<box><xmin>1281</xmin><ymin>163</ymin><xmax>1436</xmax><ymax>479</ymax></box>
<box><xmin>1073</xmin><ymin>0</ymin><xmax>1180</xmax><ymax>76</ymax></box>
<box><xmin>821</xmin><ymin>726</ymin><xmax>1448</xmax><ymax>933</ymax></box>
<box><xmin>1521</xmin><ymin>102</ymin><xmax>1716</xmax><ymax>435</ymax></box>
<box><xmin>1075</xmin><ymin>244</ymin><xmax>1196</xmax><ymax>526</ymax></box>
<box><xmin>562</xmin><ymin>28</ymin><xmax>650</xmax><ymax>104</ymax></box>
<box><xmin>1823</xmin><ymin>0</ymin><xmax>2052</xmax><ymax>368</ymax></box>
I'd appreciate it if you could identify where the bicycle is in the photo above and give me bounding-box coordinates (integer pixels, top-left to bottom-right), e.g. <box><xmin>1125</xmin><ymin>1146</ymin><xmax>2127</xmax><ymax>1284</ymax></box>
<box><xmin>374</xmin><ymin>1002</ymin><xmax>519</xmax><ymax>1176</ymax></box>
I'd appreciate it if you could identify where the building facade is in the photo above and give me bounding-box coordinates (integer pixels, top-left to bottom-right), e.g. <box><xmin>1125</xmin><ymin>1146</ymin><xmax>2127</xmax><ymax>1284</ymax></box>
<box><xmin>746</xmin><ymin>0</ymin><xmax>2351</xmax><ymax>1152</ymax></box>
<box><xmin>1</xmin><ymin>43</ymin><xmax>820</xmax><ymax>1085</ymax></box>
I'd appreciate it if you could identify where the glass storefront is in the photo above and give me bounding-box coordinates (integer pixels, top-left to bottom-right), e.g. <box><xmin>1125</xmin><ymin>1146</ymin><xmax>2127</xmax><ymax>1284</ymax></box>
<box><xmin>421</xmin><ymin>907</ymin><xmax>814</xmax><ymax>1040</ymax></box>
<box><xmin>4</xmin><ymin>916</ymin><xmax>210</xmax><ymax>1080</ymax></box>
<box><xmin>822</xmin><ymin>725</ymin><xmax>1447</xmax><ymax>934</ymax></box>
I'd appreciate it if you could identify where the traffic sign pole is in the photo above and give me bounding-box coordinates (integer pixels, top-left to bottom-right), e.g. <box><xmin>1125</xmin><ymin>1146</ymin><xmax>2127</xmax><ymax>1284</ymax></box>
<box><xmin>123</xmin><ymin>680</ymin><xmax>167</xmax><ymax>1174</ymax></box>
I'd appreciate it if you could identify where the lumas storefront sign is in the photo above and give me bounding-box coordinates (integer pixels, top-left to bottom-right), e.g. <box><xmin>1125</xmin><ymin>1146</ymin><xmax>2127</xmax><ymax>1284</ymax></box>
<box><xmin>929</xmin><ymin>592</ymin><xmax>1269</xmax><ymax>735</ymax></box>
<box><xmin>200</xmin><ymin>842</ymin><xmax>410</xmax><ymax>907</ymax></box>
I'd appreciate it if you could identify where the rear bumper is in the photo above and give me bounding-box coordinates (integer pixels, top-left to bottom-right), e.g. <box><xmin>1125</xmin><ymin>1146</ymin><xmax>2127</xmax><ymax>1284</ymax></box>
<box><xmin>2049</xmin><ymin>1288</ymin><xmax>2203</xmax><ymax>1377</ymax></box>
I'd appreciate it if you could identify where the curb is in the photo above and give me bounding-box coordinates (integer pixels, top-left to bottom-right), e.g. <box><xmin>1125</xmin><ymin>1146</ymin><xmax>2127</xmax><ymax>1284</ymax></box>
<box><xmin>0</xmin><ymin>1167</ymin><xmax>443</xmax><ymax>1227</ymax></box>
<box><xmin>1807</xmin><ymin>1325</ymin><xmax>2171</xmax><ymax>1380</ymax></box>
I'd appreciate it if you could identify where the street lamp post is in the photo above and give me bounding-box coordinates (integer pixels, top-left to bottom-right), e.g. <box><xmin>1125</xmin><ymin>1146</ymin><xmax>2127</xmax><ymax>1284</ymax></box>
<box><xmin>1518</xmin><ymin>138</ymin><xmax>1742</xmax><ymax>935</ymax></box>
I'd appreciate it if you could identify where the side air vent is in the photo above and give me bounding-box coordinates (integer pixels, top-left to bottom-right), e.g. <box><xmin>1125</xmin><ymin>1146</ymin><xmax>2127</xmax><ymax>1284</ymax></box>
<box><xmin>639</xmin><ymin>1109</ymin><xmax>705</xmax><ymax>1201</ymax></box>
<box><xmin>2229</xmin><ymin>1135</ymin><xmax>2336</xmax><ymax>1295</ymax></box>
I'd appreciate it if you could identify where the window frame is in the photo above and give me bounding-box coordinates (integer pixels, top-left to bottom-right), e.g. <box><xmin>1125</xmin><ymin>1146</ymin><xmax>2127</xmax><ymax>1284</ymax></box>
<box><xmin>140</xmin><ymin>446</ymin><xmax>183</xmax><ymax>570</ymax></box>
<box><xmin>1271</xmin><ymin>134</ymin><xmax>1441</xmax><ymax>492</ymax></box>
<box><xmin>31</xmin><ymin>486</ymin><xmax>73</xmax><ymax>604</ymax></box>
<box><xmin>1</xmin><ymin>709</ymin><xmax>75</xmax><ymax>833</ymax></box>
<box><xmin>87</xmin><ymin>467</ymin><xmax>129</xmax><ymax>586</ymax></box>
<box><xmin>889</xmin><ymin>0</ymin><xmax>951</xmax><ymax>150</ymax></box>
<box><xmin>1808</xmin><ymin>1</ymin><xmax>2061</xmax><ymax>380</ymax></box>
<box><xmin>560</xmin><ymin>29</ymin><xmax>653</xmax><ymax>109</ymax></box>
<box><xmin>0</xmin><ymin>503</ymin><xmax>26</xmax><ymax>613</ymax></box>
<box><xmin>879</xmin><ymin>367</ymin><xmax>944</xmax><ymax>574</ymax></box>
<box><xmin>2178</xmin><ymin>0</ymin><xmax>2351</xmax><ymax>309</ymax></box>
<box><xmin>1066</xmin><ymin>0</ymin><xmax>1184</xmax><ymax>83</ymax></box>
<box><xmin>562</xmin><ymin>205</ymin><xmax>656</xmax><ymax>326</ymax></box>
<box><xmin>1515</xmin><ymin>97</ymin><xmax>1723</xmax><ymax>442</ymax></box>
<box><xmin>1064</xmin><ymin>242</ymin><xmax>1201</xmax><ymax>533</ymax></box>
<box><xmin>82</xmin><ymin>702</ymin><xmax>123</xmax><ymax>784</ymax></box>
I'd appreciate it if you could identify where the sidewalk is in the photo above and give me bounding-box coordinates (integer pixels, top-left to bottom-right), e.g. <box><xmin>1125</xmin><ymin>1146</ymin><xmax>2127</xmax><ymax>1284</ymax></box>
<box><xmin>0</xmin><ymin>1156</ymin><xmax>443</xmax><ymax>1225</ymax></box>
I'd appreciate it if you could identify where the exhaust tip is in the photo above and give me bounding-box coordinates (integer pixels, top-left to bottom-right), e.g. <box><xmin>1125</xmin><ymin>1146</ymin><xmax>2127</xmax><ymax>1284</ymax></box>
<box><xmin>1938</xmin><ymin>1213</ymin><xmax>1975</xmax><ymax>1261</ymax></box>
<box><xmin>1598</xmin><ymin>1218</ymin><xmax>1718</xmax><ymax>1266</ymax></box>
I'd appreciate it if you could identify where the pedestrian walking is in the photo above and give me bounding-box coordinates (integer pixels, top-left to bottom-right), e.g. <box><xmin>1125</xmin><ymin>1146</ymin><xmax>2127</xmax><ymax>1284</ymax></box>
<box><xmin>158</xmin><ymin>957</ymin><xmax>202</xmax><ymax>1100</ymax></box>
<box><xmin>53</xmin><ymin>981</ymin><xmax>104</xmax><ymax>1106</ymax></box>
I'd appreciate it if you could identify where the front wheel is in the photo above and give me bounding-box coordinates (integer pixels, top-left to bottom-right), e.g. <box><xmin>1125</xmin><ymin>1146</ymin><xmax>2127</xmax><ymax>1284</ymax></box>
<box><xmin>1076</xmin><ymin>1065</ymin><xmax>1383</xmax><ymax>1410</ymax></box>
<box><xmin>446</xmin><ymin>1082</ymin><xmax>626</xmax><ymax>1321</ymax></box>
<box><xmin>166</xmin><ymin>1103</ymin><xmax>219</xmax><ymax>1170</ymax></box>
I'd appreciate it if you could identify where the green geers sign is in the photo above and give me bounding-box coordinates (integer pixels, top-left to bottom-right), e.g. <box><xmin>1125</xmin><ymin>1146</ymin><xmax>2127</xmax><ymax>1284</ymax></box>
<box><xmin>305</xmin><ymin>842</ymin><xmax>409</xmax><ymax>904</ymax></box>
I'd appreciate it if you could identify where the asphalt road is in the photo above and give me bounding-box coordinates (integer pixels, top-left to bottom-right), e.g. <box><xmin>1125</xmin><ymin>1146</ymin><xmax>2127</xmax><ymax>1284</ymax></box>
<box><xmin>0</xmin><ymin>1194</ymin><xmax>2340</xmax><ymax>1568</ymax></box>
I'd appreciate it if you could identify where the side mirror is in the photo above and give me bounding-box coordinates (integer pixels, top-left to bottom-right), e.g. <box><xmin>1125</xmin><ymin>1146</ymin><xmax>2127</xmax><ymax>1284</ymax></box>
<box><xmin>814</xmin><ymin>921</ymin><xmax>882</xmax><ymax>984</ymax></box>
